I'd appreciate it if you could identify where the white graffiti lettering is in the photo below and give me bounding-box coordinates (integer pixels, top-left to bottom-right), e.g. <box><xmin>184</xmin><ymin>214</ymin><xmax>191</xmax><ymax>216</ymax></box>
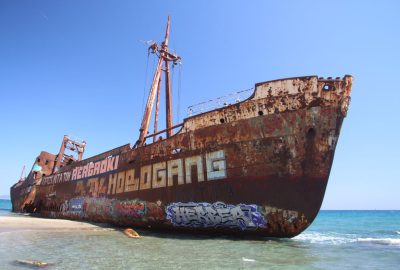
<box><xmin>72</xmin><ymin>156</ymin><xmax>119</xmax><ymax>181</ymax></box>
<box><xmin>41</xmin><ymin>150</ymin><xmax>228</xmax><ymax>191</ymax></box>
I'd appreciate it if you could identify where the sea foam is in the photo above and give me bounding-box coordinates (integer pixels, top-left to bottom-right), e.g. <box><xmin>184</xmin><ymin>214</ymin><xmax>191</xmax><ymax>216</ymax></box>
<box><xmin>357</xmin><ymin>238</ymin><xmax>400</xmax><ymax>246</ymax></box>
<box><xmin>293</xmin><ymin>232</ymin><xmax>356</xmax><ymax>245</ymax></box>
<box><xmin>294</xmin><ymin>232</ymin><xmax>400</xmax><ymax>247</ymax></box>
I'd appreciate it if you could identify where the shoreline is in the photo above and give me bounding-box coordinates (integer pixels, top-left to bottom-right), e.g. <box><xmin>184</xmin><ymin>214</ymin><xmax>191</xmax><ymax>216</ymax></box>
<box><xmin>0</xmin><ymin>214</ymin><xmax>110</xmax><ymax>233</ymax></box>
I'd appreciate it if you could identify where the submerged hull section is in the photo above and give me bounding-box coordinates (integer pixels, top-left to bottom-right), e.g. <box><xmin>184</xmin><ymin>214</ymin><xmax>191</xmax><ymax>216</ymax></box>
<box><xmin>11</xmin><ymin>75</ymin><xmax>352</xmax><ymax>238</ymax></box>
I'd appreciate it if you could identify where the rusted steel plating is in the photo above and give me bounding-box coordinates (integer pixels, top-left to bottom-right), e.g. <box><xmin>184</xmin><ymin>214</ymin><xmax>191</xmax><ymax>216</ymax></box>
<box><xmin>138</xmin><ymin>16</ymin><xmax>181</xmax><ymax>146</ymax></box>
<box><xmin>10</xmin><ymin>75</ymin><xmax>353</xmax><ymax>238</ymax></box>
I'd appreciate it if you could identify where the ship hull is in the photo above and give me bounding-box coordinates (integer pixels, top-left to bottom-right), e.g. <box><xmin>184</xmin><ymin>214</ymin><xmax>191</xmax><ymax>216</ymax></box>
<box><xmin>10</xmin><ymin>75</ymin><xmax>352</xmax><ymax>238</ymax></box>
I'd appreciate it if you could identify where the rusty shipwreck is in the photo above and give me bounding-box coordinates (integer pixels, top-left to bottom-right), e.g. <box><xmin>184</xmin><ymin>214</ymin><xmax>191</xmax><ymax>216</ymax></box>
<box><xmin>10</xmin><ymin>17</ymin><xmax>352</xmax><ymax>238</ymax></box>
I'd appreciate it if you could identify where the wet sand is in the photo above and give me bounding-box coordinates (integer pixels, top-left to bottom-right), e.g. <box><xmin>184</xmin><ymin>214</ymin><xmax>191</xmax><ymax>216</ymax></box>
<box><xmin>0</xmin><ymin>215</ymin><xmax>106</xmax><ymax>233</ymax></box>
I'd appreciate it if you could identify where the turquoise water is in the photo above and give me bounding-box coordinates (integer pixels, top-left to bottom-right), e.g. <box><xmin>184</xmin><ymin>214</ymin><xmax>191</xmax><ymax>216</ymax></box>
<box><xmin>0</xmin><ymin>199</ymin><xmax>11</xmax><ymax>209</ymax></box>
<box><xmin>0</xmin><ymin>200</ymin><xmax>399</xmax><ymax>270</ymax></box>
<box><xmin>0</xmin><ymin>199</ymin><xmax>12</xmax><ymax>215</ymax></box>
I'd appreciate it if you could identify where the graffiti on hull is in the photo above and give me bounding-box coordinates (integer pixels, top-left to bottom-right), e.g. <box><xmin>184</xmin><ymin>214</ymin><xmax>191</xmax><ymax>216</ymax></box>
<box><xmin>111</xmin><ymin>199</ymin><xmax>164</xmax><ymax>221</ymax></box>
<box><xmin>166</xmin><ymin>202</ymin><xmax>266</xmax><ymax>230</ymax></box>
<box><xmin>112</xmin><ymin>200</ymin><xmax>146</xmax><ymax>219</ymax></box>
<box><xmin>84</xmin><ymin>197</ymin><xmax>113</xmax><ymax>221</ymax></box>
<box><xmin>59</xmin><ymin>197</ymin><xmax>85</xmax><ymax>219</ymax></box>
<box><xmin>56</xmin><ymin>197</ymin><xmax>165</xmax><ymax>223</ymax></box>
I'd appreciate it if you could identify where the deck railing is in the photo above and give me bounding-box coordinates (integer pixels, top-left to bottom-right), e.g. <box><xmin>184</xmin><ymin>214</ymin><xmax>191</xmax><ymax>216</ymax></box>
<box><xmin>187</xmin><ymin>88</ymin><xmax>253</xmax><ymax>116</ymax></box>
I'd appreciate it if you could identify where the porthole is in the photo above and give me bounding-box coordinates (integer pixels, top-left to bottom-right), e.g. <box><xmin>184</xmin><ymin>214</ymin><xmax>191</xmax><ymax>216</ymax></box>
<box><xmin>323</xmin><ymin>84</ymin><xmax>335</xmax><ymax>91</ymax></box>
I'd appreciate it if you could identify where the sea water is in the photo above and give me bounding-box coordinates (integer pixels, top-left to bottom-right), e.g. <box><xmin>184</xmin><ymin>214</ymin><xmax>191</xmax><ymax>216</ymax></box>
<box><xmin>0</xmin><ymin>200</ymin><xmax>399</xmax><ymax>270</ymax></box>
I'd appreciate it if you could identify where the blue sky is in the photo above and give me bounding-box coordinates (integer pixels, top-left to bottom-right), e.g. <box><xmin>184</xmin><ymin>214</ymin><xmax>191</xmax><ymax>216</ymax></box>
<box><xmin>0</xmin><ymin>1</ymin><xmax>399</xmax><ymax>209</ymax></box>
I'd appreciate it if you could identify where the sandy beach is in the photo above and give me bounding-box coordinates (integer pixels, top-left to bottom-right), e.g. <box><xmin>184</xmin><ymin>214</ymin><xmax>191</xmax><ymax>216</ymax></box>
<box><xmin>0</xmin><ymin>215</ymin><xmax>107</xmax><ymax>233</ymax></box>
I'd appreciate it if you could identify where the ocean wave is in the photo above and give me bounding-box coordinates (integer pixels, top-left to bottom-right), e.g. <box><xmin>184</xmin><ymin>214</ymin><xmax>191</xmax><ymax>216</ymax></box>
<box><xmin>293</xmin><ymin>232</ymin><xmax>356</xmax><ymax>245</ymax></box>
<box><xmin>294</xmin><ymin>232</ymin><xmax>400</xmax><ymax>247</ymax></box>
<box><xmin>396</xmin><ymin>231</ymin><xmax>400</xmax><ymax>235</ymax></box>
<box><xmin>357</xmin><ymin>238</ymin><xmax>400</xmax><ymax>246</ymax></box>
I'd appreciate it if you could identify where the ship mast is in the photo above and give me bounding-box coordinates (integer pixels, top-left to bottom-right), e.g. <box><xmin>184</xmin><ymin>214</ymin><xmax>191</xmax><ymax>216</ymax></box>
<box><xmin>137</xmin><ymin>16</ymin><xmax>181</xmax><ymax>147</ymax></box>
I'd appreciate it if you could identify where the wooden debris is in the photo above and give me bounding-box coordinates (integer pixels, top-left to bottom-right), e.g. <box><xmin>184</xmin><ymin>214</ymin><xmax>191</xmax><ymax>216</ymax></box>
<box><xmin>123</xmin><ymin>228</ymin><xmax>141</xmax><ymax>238</ymax></box>
<box><xmin>15</xmin><ymin>259</ymin><xmax>51</xmax><ymax>268</ymax></box>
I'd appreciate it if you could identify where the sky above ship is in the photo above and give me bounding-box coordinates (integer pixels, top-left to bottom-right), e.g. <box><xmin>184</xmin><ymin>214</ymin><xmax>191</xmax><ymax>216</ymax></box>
<box><xmin>0</xmin><ymin>0</ymin><xmax>399</xmax><ymax>210</ymax></box>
